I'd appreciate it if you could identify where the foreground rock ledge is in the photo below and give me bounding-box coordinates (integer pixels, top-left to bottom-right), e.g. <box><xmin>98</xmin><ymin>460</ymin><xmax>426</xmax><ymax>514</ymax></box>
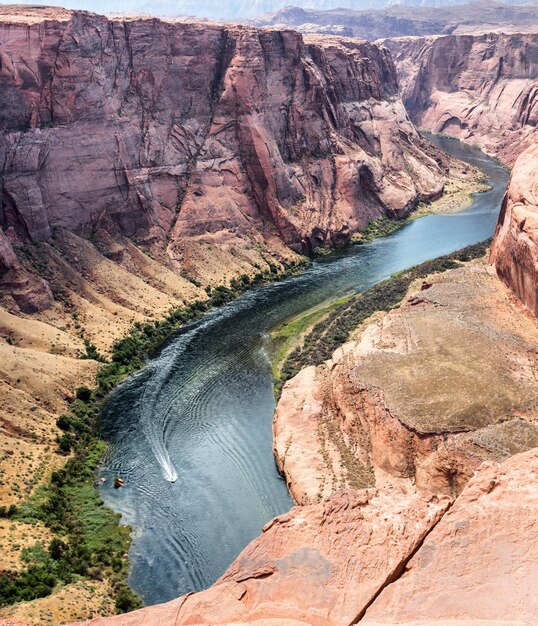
<box><xmin>71</xmin><ymin>447</ymin><xmax>538</xmax><ymax>626</ymax></box>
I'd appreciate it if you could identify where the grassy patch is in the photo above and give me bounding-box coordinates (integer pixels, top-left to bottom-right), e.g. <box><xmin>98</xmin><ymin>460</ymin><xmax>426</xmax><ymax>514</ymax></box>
<box><xmin>276</xmin><ymin>240</ymin><xmax>490</xmax><ymax>396</ymax></box>
<box><xmin>270</xmin><ymin>295</ymin><xmax>352</xmax><ymax>383</ymax></box>
<box><xmin>351</xmin><ymin>216</ymin><xmax>407</xmax><ymax>244</ymax></box>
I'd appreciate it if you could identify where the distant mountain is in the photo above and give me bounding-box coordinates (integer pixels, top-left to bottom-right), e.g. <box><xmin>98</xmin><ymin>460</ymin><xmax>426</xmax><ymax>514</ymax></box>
<box><xmin>0</xmin><ymin>0</ymin><xmax>534</xmax><ymax>20</ymax></box>
<box><xmin>253</xmin><ymin>0</ymin><xmax>538</xmax><ymax>39</ymax></box>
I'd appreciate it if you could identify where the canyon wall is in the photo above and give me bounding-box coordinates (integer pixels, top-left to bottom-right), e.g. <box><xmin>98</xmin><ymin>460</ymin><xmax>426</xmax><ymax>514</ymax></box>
<box><xmin>491</xmin><ymin>141</ymin><xmax>538</xmax><ymax>317</ymax></box>
<box><xmin>382</xmin><ymin>33</ymin><xmax>538</xmax><ymax>165</ymax></box>
<box><xmin>0</xmin><ymin>6</ymin><xmax>446</xmax><ymax>318</ymax></box>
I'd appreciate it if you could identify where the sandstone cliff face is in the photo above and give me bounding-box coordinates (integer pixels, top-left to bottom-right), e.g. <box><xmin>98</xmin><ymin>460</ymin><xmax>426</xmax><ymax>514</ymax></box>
<box><xmin>362</xmin><ymin>448</ymin><xmax>538</xmax><ymax>625</ymax></box>
<box><xmin>382</xmin><ymin>33</ymin><xmax>538</xmax><ymax>164</ymax></box>
<box><xmin>0</xmin><ymin>7</ymin><xmax>445</xmax><ymax>318</ymax></box>
<box><xmin>491</xmin><ymin>141</ymin><xmax>538</xmax><ymax>318</ymax></box>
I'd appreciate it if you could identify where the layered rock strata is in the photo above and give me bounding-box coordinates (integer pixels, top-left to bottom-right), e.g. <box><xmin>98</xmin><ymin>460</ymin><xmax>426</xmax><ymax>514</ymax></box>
<box><xmin>491</xmin><ymin>141</ymin><xmax>538</xmax><ymax>318</ymax></box>
<box><xmin>382</xmin><ymin>33</ymin><xmax>538</xmax><ymax>165</ymax></box>
<box><xmin>0</xmin><ymin>6</ymin><xmax>446</xmax><ymax>313</ymax></box>
<box><xmin>274</xmin><ymin>261</ymin><xmax>538</xmax><ymax>505</ymax></box>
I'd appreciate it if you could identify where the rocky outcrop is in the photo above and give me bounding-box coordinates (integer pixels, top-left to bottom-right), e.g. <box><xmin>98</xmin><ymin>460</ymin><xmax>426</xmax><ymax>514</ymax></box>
<box><xmin>274</xmin><ymin>261</ymin><xmax>538</xmax><ymax>504</ymax></box>
<box><xmin>491</xmin><ymin>141</ymin><xmax>538</xmax><ymax>317</ymax></box>
<box><xmin>0</xmin><ymin>6</ymin><xmax>446</xmax><ymax>318</ymax></box>
<box><xmin>382</xmin><ymin>33</ymin><xmax>538</xmax><ymax>164</ymax></box>
<box><xmin>73</xmin><ymin>447</ymin><xmax>538</xmax><ymax>626</ymax></box>
<box><xmin>79</xmin><ymin>488</ymin><xmax>452</xmax><ymax>626</ymax></box>
<box><xmin>362</xmin><ymin>448</ymin><xmax>538</xmax><ymax>625</ymax></box>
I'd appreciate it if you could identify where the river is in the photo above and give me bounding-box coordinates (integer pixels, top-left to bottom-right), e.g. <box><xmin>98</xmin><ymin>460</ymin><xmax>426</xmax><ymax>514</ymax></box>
<box><xmin>98</xmin><ymin>135</ymin><xmax>508</xmax><ymax>605</ymax></box>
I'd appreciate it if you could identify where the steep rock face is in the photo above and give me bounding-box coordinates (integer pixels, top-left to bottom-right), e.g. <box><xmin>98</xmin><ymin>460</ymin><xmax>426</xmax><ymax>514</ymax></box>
<box><xmin>362</xmin><ymin>448</ymin><xmax>538</xmax><ymax>625</ymax></box>
<box><xmin>382</xmin><ymin>33</ymin><xmax>538</xmax><ymax>164</ymax></box>
<box><xmin>491</xmin><ymin>141</ymin><xmax>538</xmax><ymax>317</ymax></box>
<box><xmin>274</xmin><ymin>262</ymin><xmax>538</xmax><ymax>505</ymax></box>
<box><xmin>0</xmin><ymin>7</ymin><xmax>445</xmax><ymax>316</ymax></box>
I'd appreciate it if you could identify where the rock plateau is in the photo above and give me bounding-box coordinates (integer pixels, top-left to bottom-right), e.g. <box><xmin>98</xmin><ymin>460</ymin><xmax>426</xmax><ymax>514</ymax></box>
<box><xmin>253</xmin><ymin>1</ymin><xmax>538</xmax><ymax>41</ymax></box>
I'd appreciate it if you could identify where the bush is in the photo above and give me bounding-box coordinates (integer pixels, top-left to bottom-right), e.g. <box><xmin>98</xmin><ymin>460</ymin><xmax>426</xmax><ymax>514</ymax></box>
<box><xmin>75</xmin><ymin>387</ymin><xmax>92</xmax><ymax>402</ymax></box>
<box><xmin>57</xmin><ymin>434</ymin><xmax>75</xmax><ymax>454</ymax></box>
<box><xmin>82</xmin><ymin>339</ymin><xmax>106</xmax><ymax>362</ymax></box>
<box><xmin>49</xmin><ymin>538</ymin><xmax>68</xmax><ymax>560</ymax></box>
<box><xmin>56</xmin><ymin>415</ymin><xmax>71</xmax><ymax>431</ymax></box>
<box><xmin>114</xmin><ymin>582</ymin><xmax>144</xmax><ymax>613</ymax></box>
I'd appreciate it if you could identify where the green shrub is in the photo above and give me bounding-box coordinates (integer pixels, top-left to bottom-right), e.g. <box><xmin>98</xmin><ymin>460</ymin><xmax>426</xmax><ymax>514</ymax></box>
<box><xmin>75</xmin><ymin>387</ymin><xmax>92</xmax><ymax>402</ymax></box>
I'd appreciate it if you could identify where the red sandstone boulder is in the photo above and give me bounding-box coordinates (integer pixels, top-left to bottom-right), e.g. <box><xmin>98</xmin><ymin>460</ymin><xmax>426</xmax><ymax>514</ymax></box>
<box><xmin>73</xmin><ymin>448</ymin><xmax>538</xmax><ymax>626</ymax></box>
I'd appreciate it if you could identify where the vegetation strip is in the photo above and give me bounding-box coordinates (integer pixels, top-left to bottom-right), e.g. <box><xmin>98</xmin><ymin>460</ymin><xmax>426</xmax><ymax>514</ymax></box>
<box><xmin>275</xmin><ymin>240</ymin><xmax>491</xmax><ymax>395</ymax></box>
<box><xmin>0</xmin><ymin>258</ymin><xmax>308</xmax><ymax>612</ymax></box>
<box><xmin>270</xmin><ymin>295</ymin><xmax>352</xmax><ymax>384</ymax></box>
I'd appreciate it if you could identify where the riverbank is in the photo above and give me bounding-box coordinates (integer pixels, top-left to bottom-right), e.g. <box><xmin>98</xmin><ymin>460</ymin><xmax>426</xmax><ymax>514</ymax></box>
<box><xmin>351</xmin><ymin>142</ymin><xmax>490</xmax><ymax>245</ymax></box>
<box><xmin>270</xmin><ymin>162</ymin><xmax>491</xmax><ymax>385</ymax></box>
<box><xmin>274</xmin><ymin>240</ymin><xmax>490</xmax><ymax>395</ymax></box>
<box><xmin>0</xmin><ymin>255</ymin><xmax>308</xmax><ymax>624</ymax></box>
<box><xmin>68</xmin><ymin>249</ymin><xmax>538</xmax><ymax>626</ymax></box>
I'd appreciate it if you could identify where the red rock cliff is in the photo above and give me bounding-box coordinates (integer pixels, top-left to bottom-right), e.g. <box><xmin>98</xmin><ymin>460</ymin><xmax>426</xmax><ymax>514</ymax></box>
<box><xmin>0</xmin><ymin>6</ymin><xmax>445</xmax><ymax>307</ymax></box>
<box><xmin>491</xmin><ymin>141</ymin><xmax>538</xmax><ymax>318</ymax></box>
<box><xmin>382</xmin><ymin>33</ymin><xmax>538</xmax><ymax>164</ymax></box>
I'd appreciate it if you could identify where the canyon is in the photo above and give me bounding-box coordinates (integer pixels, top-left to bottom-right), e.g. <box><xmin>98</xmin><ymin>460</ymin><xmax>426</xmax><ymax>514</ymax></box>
<box><xmin>0</xmin><ymin>4</ymin><xmax>538</xmax><ymax>626</ymax></box>
<box><xmin>382</xmin><ymin>32</ymin><xmax>538</xmax><ymax>165</ymax></box>
<box><xmin>0</xmin><ymin>6</ymin><xmax>456</xmax><ymax>622</ymax></box>
<box><xmin>68</xmin><ymin>143</ymin><xmax>538</xmax><ymax>625</ymax></box>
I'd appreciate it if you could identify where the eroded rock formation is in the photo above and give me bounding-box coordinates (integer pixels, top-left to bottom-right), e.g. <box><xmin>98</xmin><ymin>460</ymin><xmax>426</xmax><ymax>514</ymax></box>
<box><xmin>79</xmin><ymin>488</ymin><xmax>452</xmax><ymax>625</ymax></box>
<box><xmin>382</xmin><ymin>33</ymin><xmax>538</xmax><ymax>164</ymax></box>
<box><xmin>274</xmin><ymin>261</ymin><xmax>538</xmax><ymax>504</ymax></box>
<box><xmin>491</xmin><ymin>141</ymin><xmax>538</xmax><ymax>317</ymax></box>
<box><xmin>362</xmin><ymin>448</ymin><xmax>538</xmax><ymax>624</ymax></box>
